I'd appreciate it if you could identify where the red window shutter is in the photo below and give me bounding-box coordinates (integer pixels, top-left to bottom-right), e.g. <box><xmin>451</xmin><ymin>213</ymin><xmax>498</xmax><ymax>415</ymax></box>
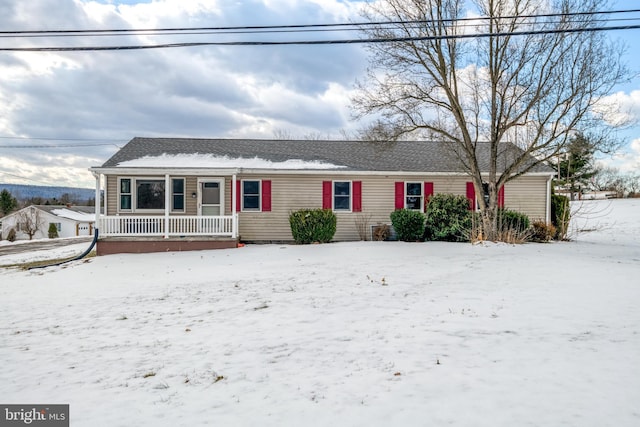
<box><xmin>395</xmin><ymin>182</ymin><xmax>404</xmax><ymax>209</ymax></box>
<box><xmin>424</xmin><ymin>182</ymin><xmax>434</xmax><ymax>211</ymax></box>
<box><xmin>498</xmin><ymin>185</ymin><xmax>505</xmax><ymax>208</ymax></box>
<box><xmin>322</xmin><ymin>181</ymin><xmax>332</xmax><ymax>209</ymax></box>
<box><xmin>236</xmin><ymin>180</ymin><xmax>242</xmax><ymax>212</ymax></box>
<box><xmin>261</xmin><ymin>180</ymin><xmax>272</xmax><ymax>212</ymax></box>
<box><xmin>353</xmin><ymin>181</ymin><xmax>362</xmax><ymax>212</ymax></box>
<box><xmin>466</xmin><ymin>182</ymin><xmax>476</xmax><ymax>210</ymax></box>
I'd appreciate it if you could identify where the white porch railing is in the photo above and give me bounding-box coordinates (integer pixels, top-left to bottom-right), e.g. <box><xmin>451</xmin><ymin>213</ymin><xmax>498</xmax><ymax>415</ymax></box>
<box><xmin>99</xmin><ymin>215</ymin><xmax>236</xmax><ymax>237</ymax></box>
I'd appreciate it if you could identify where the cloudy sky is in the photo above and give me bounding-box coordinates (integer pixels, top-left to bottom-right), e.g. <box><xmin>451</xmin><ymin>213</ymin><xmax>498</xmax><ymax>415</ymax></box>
<box><xmin>1</xmin><ymin>0</ymin><xmax>639</xmax><ymax>189</ymax></box>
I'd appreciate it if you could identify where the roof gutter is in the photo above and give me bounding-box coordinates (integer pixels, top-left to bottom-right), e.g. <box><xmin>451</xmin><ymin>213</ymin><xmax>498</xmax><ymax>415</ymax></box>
<box><xmin>89</xmin><ymin>166</ymin><xmax>555</xmax><ymax>177</ymax></box>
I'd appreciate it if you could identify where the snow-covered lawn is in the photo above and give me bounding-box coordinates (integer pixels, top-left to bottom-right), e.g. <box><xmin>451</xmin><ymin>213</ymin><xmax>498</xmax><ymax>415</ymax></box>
<box><xmin>1</xmin><ymin>200</ymin><xmax>639</xmax><ymax>427</ymax></box>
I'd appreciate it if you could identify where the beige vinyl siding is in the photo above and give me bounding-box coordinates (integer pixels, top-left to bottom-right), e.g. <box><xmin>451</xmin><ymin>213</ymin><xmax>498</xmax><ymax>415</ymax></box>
<box><xmin>106</xmin><ymin>175</ymin><xmax>117</xmax><ymax>215</ymax></box>
<box><xmin>103</xmin><ymin>173</ymin><xmax>549</xmax><ymax>241</ymax></box>
<box><xmin>503</xmin><ymin>175</ymin><xmax>549</xmax><ymax>221</ymax></box>
<box><xmin>105</xmin><ymin>175</ymin><xmax>206</xmax><ymax>216</ymax></box>
<box><xmin>237</xmin><ymin>174</ymin><xmax>549</xmax><ymax>241</ymax></box>
<box><xmin>237</xmin><ymin>175</ymin><xmax>465</xmax><ymax>241</ymax></box>
<box><xmin>237</xmin><ymin>174</ymin><xmax>316</xmax><ymax>241</ymax></box>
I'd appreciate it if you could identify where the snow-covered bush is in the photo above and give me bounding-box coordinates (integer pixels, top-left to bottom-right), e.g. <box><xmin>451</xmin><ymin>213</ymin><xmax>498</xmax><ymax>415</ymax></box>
<box><xmin>390</xmin><ymin>208</ymin><xmax>426</xmax><ymax>241</ymax></box>
<box><xmin>289</xmin><ymin>209</ymin><xmax>336</xmax><ymax>244</ymax></box>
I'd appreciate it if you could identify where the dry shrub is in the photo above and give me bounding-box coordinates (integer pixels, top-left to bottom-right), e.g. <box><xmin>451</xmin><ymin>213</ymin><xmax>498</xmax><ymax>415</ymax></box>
<box><xmin>530</xmin><ymin>221</ymin><xmax>557</xmax><ymax>242</ymax></box>
<box><xmin>372</xmin><ymin>223</ymin><xmax>390</xmax><ymax>241</ymax></box>
<box><xmin>354</xmin><ymin>213</ymin><xmax>372</xmax><ymax>241</ymax></box>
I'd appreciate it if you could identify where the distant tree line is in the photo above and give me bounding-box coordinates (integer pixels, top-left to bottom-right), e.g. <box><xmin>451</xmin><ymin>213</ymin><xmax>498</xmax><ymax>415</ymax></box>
<box><xmin>550</xmin><ymin>134</ymin><xmax>640</xmax><ymax>199</ymax></box>
<box><xmin>0</xmin><ymin>189</ymin><xmax>96</xmax><ymax>217</ymax></box>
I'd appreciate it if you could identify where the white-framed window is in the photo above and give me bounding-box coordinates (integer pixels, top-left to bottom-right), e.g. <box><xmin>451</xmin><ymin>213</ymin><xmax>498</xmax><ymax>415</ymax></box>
<box><xmin>172</xmin><ymin>178</ymin><xmax>185</xmax><ymax>212</ymax></box>
<box><xmin>50</xmin><ymin>222</ymin><xmax>61</xmax><ymax>232</ymax></box>
<box><xmin>242</xmin><ymin>179</ymin><xmax>261</xmax><ymax>212</ymax></box>
<box><xmin>405</xmin><ymin>182</ymin><xmax>423</xmax><ymax>210</ymax></box>
<box><xmin>333</xmin><ymin>181</ymin><xmax>352</xmax><ymax>211</ymax></box>
<box><xmin>119</xmin><ymin>178</ymin><xmax>132</xmax><ymax>211</ymax></box>
<box><xmin>118</xmin><ymin>177</ymin><xmax>184</xmax><ymax>212</ymax></box>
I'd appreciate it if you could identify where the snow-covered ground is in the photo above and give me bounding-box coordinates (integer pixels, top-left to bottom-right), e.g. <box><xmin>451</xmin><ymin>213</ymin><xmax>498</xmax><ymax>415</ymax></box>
<box><xmin>1</xmin><ymin>199</ymin><xmax>639</xmax><ymax>427</ymax></box>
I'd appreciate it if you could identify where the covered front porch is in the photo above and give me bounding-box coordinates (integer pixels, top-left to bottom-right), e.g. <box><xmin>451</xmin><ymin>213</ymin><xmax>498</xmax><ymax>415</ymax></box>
<box><xmin>90</xmin><ymin>168</ymin><xmax>241</xmax><ymax>255</ymax></box>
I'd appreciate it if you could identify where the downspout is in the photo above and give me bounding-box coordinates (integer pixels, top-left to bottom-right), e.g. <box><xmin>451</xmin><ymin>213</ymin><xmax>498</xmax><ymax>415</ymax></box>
<box><xmin>546</xmin><ymin>175</ymin><xmax>553</xmax><ymax>224</ymax></box>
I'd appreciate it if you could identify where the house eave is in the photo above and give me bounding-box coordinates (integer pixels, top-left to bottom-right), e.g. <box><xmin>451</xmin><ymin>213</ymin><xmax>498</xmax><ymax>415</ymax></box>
<box><xmin>89</xmin><ymin>166</ymin><xmax>555</xmax><ymax>177</ymax></box>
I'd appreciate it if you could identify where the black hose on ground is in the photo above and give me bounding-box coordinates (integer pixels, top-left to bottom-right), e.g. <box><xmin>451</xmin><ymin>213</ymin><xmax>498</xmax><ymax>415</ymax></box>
<box><xmin>27</xmin><ymin>229</ymin><xmax>99</xmax><ymax>270</ymax></box>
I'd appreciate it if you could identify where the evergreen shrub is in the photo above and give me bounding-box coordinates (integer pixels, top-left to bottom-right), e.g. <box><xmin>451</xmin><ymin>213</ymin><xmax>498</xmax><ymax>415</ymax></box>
<box><xmin>289</xmin><ymin>209</ymin><xmax>337</xmax><ymax>244</ymax></box>
<box><xmin>424</xmin><ymin>193</ymin><xmax>472</xmax><ymax>241</ymax></box>
<box><xmin>48</xmin><ymin>223</ymin><xmax>59</xmax><ymax>239</ymax></box>
<box><xmin>498</xmin><ymin>208</ymin><xmax>530</xmax><ymax>233</ymax></box>
<box><xmin>390</xmin><ymin>209</ymin><xmax>426</xmax><ymax>241</ymax></box>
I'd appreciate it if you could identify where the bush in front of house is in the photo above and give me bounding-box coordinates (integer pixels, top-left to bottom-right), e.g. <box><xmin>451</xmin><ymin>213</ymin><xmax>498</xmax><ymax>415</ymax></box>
<box><xmin>424</xmin><ymin>193</ymin><xmax>472</xmax><ymax>242</ymax></box>
<box><xmin>498</xmin><ymin>208</ymin><xmax>530</xmax><ymax>233</ymax></box>
<box><xmin>289</xmin><ymin>209</ymin><xmax>337</xmax><ymax>244</ymax></box>
<box><xmin>530</xmin><ymin>220</ymin><xmax>557</xmax><ymax>242</ymax></box>
<box><xmin>390</xmin><ymin>208</ymin><xmax>426</xmax><ymax>241</ymax></box>
<box><xmin>48</xmin><ymin>223</ymin><xmax>59</xmax><ymax>239</ymax></box>
<box><xmin>551</xmin><ymin>194</ymin><xmax>570</xmax><ymax>240</ymax></box>
<box><xmin>7</xmin><ymin>228</ymin><xmax>16</xmax><ymax>242</ymax></box>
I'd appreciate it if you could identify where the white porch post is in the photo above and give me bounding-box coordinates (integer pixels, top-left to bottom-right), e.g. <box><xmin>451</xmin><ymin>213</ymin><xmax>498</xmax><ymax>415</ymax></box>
<box><xmin>164</xmin><ymin>174</ymin><xmax>170</xmax><ymax>238</ymax></box>
<box><xmin>232</xmin><ymin>173</ymin><xmax>238</xmax><ymax>239</ymax></box>
<box><xmin>92</xmin><ymin>171</ymin><xmax>101</xmax><ymax>233</ymax></box>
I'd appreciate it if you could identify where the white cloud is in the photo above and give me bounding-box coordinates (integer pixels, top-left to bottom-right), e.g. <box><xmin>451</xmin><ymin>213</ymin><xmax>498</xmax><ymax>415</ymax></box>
<box><xmin>0</xmin><ymin>0</ymin><xmax>368</xmax><ymax>187</ymax></box>
<box><xmin>594</xmin><ymin>90</ymin><xmax>640</xmax><ymax>128</ymax></box>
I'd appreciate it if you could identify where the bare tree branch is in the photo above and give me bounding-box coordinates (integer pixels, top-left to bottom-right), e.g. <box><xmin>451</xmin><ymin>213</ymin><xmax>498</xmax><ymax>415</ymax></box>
<box><xmin>352</xmin><ymin>0</ymin><xmax>629</xmax><ymax>239</ymax></box>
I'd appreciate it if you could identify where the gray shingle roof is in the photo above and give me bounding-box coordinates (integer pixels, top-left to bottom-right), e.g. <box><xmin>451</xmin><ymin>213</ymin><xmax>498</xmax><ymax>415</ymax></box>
<box><xmin>100</xmin><ymin>137</ymin><xmax>554</xmax><ymax>174</ymax></box>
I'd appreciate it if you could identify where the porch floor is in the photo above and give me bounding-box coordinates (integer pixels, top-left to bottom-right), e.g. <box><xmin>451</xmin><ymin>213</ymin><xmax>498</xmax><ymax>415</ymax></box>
<box><xmin>96</xmin><ymin>236</ymin><xmax>238</xmax><ymax>255</ymax></box>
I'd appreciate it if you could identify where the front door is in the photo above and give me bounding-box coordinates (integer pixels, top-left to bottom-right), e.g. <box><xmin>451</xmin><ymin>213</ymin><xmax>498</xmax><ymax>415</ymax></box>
<box><xmin>198</xmin><ymin>180</ymin><xmax>224</xmax><ymax>216</ymax></box>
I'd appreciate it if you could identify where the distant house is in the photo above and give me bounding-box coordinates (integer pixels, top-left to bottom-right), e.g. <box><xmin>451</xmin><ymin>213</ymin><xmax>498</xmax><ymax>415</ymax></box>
<box><xmin>88</xmin><ymin>137</ymin><xmax>555</xmax><ymax>254</ymax></box>
<box><xmin>0</xmin><ymin>205</ymin><xmax>96</xmax><ymax>241</ymax></box>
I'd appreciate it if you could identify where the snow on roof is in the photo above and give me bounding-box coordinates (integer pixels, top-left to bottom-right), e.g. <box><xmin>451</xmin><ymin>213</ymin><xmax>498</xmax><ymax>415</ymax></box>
<box><xmin>50</xmin><ymin>208</ymin><xmax>95</xmax><ymax>222</ymax></box>
<box><xmin>116</xmin><ymin>153</ymin><xmax>346</xmax><ymax>169</ymax></box>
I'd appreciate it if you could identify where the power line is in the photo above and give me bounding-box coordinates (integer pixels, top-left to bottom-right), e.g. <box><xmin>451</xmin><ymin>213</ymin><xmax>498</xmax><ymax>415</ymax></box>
<box><xmin>0</xmin><ymin>171</ymin><xmax>60</xmax><ymax>186</ymax></box>
<box><xmin>1</xmin><ymin>23</ymin><xmax>639</xmax><ymax>52</ymax></box>
<box><xmin>1</xmin><ymin>8</ymin><xmax>639</xmax><ymax>36</ymax></box>
<box><xmin>3</xmin><ymin>16</ymin><xmax>640</xmax><ymax>39</ymax></box>
<box><xmin>0</xmin><ymin>9</ymin><xmax>638</xmax><ymax>52</ymax></box>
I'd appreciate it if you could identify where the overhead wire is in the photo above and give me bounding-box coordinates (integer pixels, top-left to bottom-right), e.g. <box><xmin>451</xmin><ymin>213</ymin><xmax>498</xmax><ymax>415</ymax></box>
<box><xmin>2</xmin><ymin>24</ymin><xmax>640</xmax><ymax>52</ymax></box>
<box><xmin>0</xmin><ymin>8</ymin><xmax>639</xmax><ymax>51</ymax></box>
<box><xmin>1</xmin><ymin>8</ymin><xmax>639</xmax><ymax>36</ymax></box>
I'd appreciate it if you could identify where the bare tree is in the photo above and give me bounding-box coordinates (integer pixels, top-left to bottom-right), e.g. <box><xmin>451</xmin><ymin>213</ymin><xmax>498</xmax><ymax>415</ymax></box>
<box><xmin>625</xmin><ymin>173</ymin><xmax>640</xmax><ymax>197</ymax></box>
<box><xmin>352</xmin><ymin>0</ymin><xmax>628</xmax><ymax>239</ymax></box>
<box><xmin>16</xmin><ymin>207</ymin><xmax>46</xmax><ymax>240</ymax></box>
<box><xmin>272</xmin><ymin>128</ymin><xmax>294</xmax><ymax>140</ymax></box>
<box><xmin>593</xmin><ymin>166</ymin><xmax>640</xmax><ymax>197</ymax></box>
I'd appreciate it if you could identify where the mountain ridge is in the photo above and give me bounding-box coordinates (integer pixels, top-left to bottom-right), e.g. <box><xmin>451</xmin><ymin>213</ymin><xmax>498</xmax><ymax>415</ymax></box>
<box><xmin>0</xmin><ymin>183</ymin><xmax>95</xmax><ymax>201</ymax></box>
